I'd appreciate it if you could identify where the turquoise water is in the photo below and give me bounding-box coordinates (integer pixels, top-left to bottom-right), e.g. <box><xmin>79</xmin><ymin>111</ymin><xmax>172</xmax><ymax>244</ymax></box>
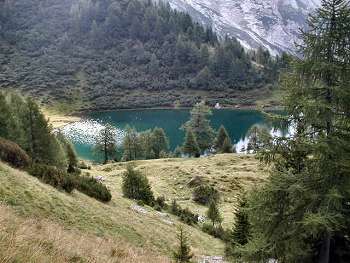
<box><xmin>66</xmin><ymin>109</ymin><xmax>270</xmax><ymax>161</ymax></box>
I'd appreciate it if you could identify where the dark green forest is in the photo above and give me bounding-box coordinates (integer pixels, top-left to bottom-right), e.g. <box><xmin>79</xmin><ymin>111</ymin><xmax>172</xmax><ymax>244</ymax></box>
<box><xmin>0</xmin><ymin>0</ymin><xmax>286</xmax><ymax>110</ymax></box>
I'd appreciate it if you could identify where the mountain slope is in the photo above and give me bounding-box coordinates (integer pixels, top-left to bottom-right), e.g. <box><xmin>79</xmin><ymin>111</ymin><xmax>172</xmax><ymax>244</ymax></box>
<box><xmin>167</xmin><ymin>0</ymin><xmax>321</xmax><ymax>55</ymax></box>
<box><xmin>0</xmin><ymin>0</ymin><xmax>283</xmax><ymax>110</ymax></box>
<box><xmin>0</xmin><ymin>154</ymin><xmax>266</xmax><ymax>262</ymax></box>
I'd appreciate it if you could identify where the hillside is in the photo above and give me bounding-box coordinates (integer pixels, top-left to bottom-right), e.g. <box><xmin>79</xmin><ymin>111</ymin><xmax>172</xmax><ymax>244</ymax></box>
<box><xmin>0</xmin><ymin>154</ymin><xmax>267</xmax><ymax>262</ymax></box>
<box><xmin>0</xmin><ymin>0</ymin><xmax>286</xmax><ymax>111</ymax></box>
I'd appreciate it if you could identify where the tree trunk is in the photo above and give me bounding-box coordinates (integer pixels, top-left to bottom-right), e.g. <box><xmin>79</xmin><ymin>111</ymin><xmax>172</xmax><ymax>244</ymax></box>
<box><xmin>318</xmin><ymin>233</ymin><xmax>331</xmax><ymax>263</ymax></box>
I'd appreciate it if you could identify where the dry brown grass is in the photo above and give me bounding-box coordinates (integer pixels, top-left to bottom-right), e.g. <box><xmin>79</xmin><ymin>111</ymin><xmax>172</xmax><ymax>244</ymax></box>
<box><xmin>0</xmin><ymin>205</ymin><xmax>170</xmax><ymax>263</ymax></box>
<box><xmin>94</xmin><ymin>154</ymin><xmax>268</xmax><ymax>227</ymax></box>
<box><xmin>0</xmin><ymin>154</ymin><xmax>267</xmax><ymax>262</ymax></box>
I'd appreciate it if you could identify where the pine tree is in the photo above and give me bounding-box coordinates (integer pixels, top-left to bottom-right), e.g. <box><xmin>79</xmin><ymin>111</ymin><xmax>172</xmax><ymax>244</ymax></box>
<box><xmin>183</xmin><ymin>101</ymin><xmax>214</xmax><ymax>153</ymax></box>
<box><xmin>182</xmin><ymin>129</ymin><xmax>200</xmax><ymax>157</ymax></box>
<box><xmin>94</xmin><ymin>124</ymin><xmax>117</xmax><ymax>164</ymax></box>
<box><xmin>207</xmin><ymin>200</ymin><xmax>222</xmax><ymax>227</ymax></box>
<box><xmin>241</xmin><ymin>1</ymin><xmax>350</xmax><ymax>262</ymax></box>
<box><xmin>173</xmin><ymin>226</ymin><xmax>193</xmax><ymax>263</ymax></box>
<box><xmin>215</xmin><ymin>125</ymin><xmax>232</xmax><ymax>153</ymax></box>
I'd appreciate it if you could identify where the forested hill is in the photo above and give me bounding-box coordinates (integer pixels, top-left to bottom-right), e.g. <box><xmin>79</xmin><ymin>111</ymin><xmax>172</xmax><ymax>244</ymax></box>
<box><xmin>0</xmin><ymin>0</ymin><xmax>287</xmax><ymax>110</ymax></box>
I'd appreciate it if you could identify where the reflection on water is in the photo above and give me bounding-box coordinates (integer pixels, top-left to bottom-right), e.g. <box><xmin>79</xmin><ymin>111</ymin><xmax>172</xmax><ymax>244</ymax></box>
<box><xmin>59</xmin><ymin>109</ymin><xmax>287</xmax><ymax>161</ymax></box>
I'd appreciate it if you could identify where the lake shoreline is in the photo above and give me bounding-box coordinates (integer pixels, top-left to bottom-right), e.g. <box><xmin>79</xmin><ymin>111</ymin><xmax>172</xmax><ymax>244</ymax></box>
<box><xmin>46</xmin><ymin>104</ymin><xmax>283</xmax><ymax>129</ymax></box>
<box><xmin>70</xmin><ymin>104</ymin><xmax>283</xmax><ymax>117</ymax></box>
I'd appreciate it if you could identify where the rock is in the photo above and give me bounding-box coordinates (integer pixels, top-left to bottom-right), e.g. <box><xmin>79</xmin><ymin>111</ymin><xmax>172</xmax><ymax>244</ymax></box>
<box><xmin>198</xmin><ymin>215</ymin><xmax>206</xmax><ymax>223</ymax></box>
<box><xmin>199</xmin><ymin>255</ymin><xmax>225</xmax><ymax>263</ymax></box>
<box><xmin>130</xmin><ymin>205</ymin><xmax>148</xmax><ymax>214</ymax></box>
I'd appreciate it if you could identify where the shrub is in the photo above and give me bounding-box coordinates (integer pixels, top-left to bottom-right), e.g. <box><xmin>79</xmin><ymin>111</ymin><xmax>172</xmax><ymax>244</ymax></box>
<box><xmin>28</xmin><ymin>163</ymin><xmax>75</xmax><ymax>193</ymax></box>
<box><xmin>169</xmin><ymin>200</ymin><xmax>199</xmax><ymax>225</ymax></box>
<box><xmin>0</xmin><ymin>138</ymin><xmax>31</xmax><ymax>168</ymax></box>
<box><xmin>122</xmin><ymin>165</ymin><xmax>154</xmax><ymax>205</ymax></box>
<box><xmin>154</xmin><ymin>196</ymin><xmax>167</xmax><ymax>210</ymax></box>
<box><xmin>74</xmin><ymin>175</ymin><xmax>112</xmax><ymax>202</ymax></box>
<box><xmin>179</xmin><ymin>208</ymin><xmax>199</xmax><ymax>225</ymax></box>
<box><xmin>192</xmin><ymin>185</ymin><xmax>220</xmax><ymax>205</ymax></box>
<box><xmin>202</xmin><ymin>223</ymin><xmax>229</xmax><ymax>241</ymax></box>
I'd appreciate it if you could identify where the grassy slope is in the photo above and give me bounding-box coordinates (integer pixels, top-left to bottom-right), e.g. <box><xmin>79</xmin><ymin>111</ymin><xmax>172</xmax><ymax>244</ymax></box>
<box><xmin>0</xmin><ymin>154</ymin><xmax>267</xmax><ymax>262</ymax></box>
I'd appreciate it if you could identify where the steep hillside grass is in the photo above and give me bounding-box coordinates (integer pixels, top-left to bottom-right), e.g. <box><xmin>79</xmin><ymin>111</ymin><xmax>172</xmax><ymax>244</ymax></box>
<box><xmin>0</xmin><ymin>154</ymin><xmax>266</xmax><ymax>262</ymax></box>
<box><xmin>96</xmin><ymin>154</ymin><xmax>267</xmax><ymax>227</ymax></box>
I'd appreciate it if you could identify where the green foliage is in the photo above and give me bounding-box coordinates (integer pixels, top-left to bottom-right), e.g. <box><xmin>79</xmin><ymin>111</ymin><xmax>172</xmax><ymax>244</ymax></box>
<box><xmin>122</xmin><ymin>165</ymin><xmax>154</xmax><ymax>205</ymax></box>
<box><xmin>182</xmin><ymin>129</ymin><xmax>200</xmax><ymax>157</ymax></box>
<box><xmin>169</xmin><ymin>200</ymin><xmax>199</xmax><ymax>226</ymax></box>
<box><xmin>215</xmin><ymin>125</ymin><xmax>233</xmax><ymax>153</ymax></box>
<box><xmin>226</xmin><ymin>197</ymin><xmax>251</xmax><ymax>258</ymax></box>
<box><xmin>57</xmin><ymin>132</ymin><xmax>78</xmax><ymax>173</ymax></box>
<box><xmin>154</xmin><ymin>196</ymin><xmax>167</xmax><ymax>210</ymax></box>
<box><xmin>0</xmin><ymin>138</ymin><xmax>31</xmax><ymax>169</ymax></box>
<box><xmin>241</xmin><ymin>1</ymin><xmax>350</xmax><ymax>262</ymax></box>
<box><xmin>202</xmin><ymin>223</ymin><xmax>229</xmax><ymax>241</ymax></box>
<box><xmin>192</xmin><ymin>185</ymin><xmax>220</xmax><ymax>205</ymax></box>
<box><xmin>207</xmin><ymin>200</ymin><xmax>222</xmax><ymax>227</ymax></box>
<box><xmin>246</xmin><ymin>125</ymin><xmax>271</xmax><ymax>153</ymax></box>
<box><xmin>122</xmin><ymin>126</ymin><xmax>143</xmax><ymax>161</ymax></box>
<box><xmin>28</xmin><ymin>164</ymin><xmax>75</xmax><ymax>193</ymax></box>
<box><xmin>173</xmin><ymin>227</ymin><xmax>193</xmax><ymax>263</ymax></box>
<box><xmin>94</xmin><ymin>124</ymin><xmax>117</xmax><ymax>164</ymax></box>
<box><xmin>0</xmin><ymin>92</ymin><xmax>70</xmax><ymax>170</ymax></box>
<box><xmin>183</xmin><ymin>102</ymin><xmax>214</xmax><ymax>153</ymax></box>
<box><xmin>150</xmin><ymin>127</ymin><xmax>169</xmax><ymax>159</ymax></box>
<box><xmin>74</xmin><ymin>175</ymin><xmax>112</xmax><ymax>202</ymax></box>
<box><xmin>0</xmin><ymin>0</ymin><xmax>282</xmax><ymax>109</ymax></box>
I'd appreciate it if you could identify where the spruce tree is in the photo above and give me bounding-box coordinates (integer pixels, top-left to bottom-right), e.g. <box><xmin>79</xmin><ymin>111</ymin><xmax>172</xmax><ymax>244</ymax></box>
<box><xmin>94</xmin><ymin>124</ymin><xmax>117</xmax><ymax>164</ymax></box>
<box><xmin>183</xmin><ymin>101</ymin><xmax>214</xmax><ymax>153</ymax></box>
<box><xmin>241</xmin><ymin>1</ymin><xmax>350</xmax><ymax>262</ymax></box>
<box><xmin>215</xmin><ymin>125</ymin><xmax>232</xmax><ymax>153</ymax></box>
<box><xmin>173</xmin><ymin>226</ymin><xmax>193</xmax><ymax>263</ymax></box>
<box><xmin>182</xmin><ymin>129</ymin><xmax>200</xmax><ymax>157</ymax></box>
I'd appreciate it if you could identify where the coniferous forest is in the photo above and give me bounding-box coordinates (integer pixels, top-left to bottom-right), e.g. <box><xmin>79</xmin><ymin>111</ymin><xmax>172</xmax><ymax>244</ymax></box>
<box><xmin>0</xmin><ymin>0</ymin><xmax>287</xmax><ymax>110</ymax></box>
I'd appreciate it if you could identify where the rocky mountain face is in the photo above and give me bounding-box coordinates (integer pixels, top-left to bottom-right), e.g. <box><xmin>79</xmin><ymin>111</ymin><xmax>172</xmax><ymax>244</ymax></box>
<box><xmin>166</xmin><ymin>0</ymin><xmax>321</xmax><ymax>55</ymax></box>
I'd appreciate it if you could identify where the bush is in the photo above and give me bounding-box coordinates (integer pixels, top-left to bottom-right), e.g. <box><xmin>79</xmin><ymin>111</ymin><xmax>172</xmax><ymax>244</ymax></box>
<box><xmin>28</xmin><ymin>163</ymin><xmax>75</xmax><ymax>193</ymax></box>
<box><xmin>122</xmin><ymin>165</ymin><xmax>154</xmax><ymax>205</ymax></box>
<box><xmin>202</xmin><ymin>223</ymin><xmax>229</xmax><ymax>241</ymax></box>
<box><xmin>74</xmin><ymin>175</ymin><xmax>112</xmax><ymax>202</ymax></box>
<box><xmin>193</xmin><ymin>185</ymin><xmax>220</xmax><ymax>205</ymax></box>
<box><xmin>169</xmin><ymin>200</ymin><xmax>199</xmax><ymax>225</ymax></box>
<box><xmin>0</xmin><ymin>138</ymin><xmax>31</xmax><ymax>168</ymax></box>
<box><xmin>154</xmin><ymin>196</ymin><xmax>167</xmax><ymax>210</ymax></box>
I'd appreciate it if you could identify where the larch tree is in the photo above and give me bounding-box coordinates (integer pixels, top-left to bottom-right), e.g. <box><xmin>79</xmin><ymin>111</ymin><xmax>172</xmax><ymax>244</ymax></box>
<box><xmin>182</xmin><ymin>129</ymin><xmax>200</xmax><ymax>157</ymax></box>
<box><xmin>241</xmin><ymin>1</ymin><xmax>350</xmax><ymax>262</ymax></box>
<box><xmin>173</xmin><ymin>226</ymin><xmax>193</xmax><ymax>263</ymax></box>
<box><xmin>207</xmin><ymin>200</ymin><xmax>222</xmax><ymax>227</ymax></box>
<box><xmin>150</xmin><ymin>127</ymin><xmax>169</xmax><ymax>159</ymax></box>
<box><xmin>215</xmin><ymin>125</ymin><xmax>233</xmax><ymax>153</ymax></box>
<box><xmin>94</xmin><ymin>124</ymin><xmax>117</xmax><ymax>164</ymax></box>
<box><xmin>183</xmin><ymin>101</ymin><xmax>214</xmax><ymax>153</ymax></box>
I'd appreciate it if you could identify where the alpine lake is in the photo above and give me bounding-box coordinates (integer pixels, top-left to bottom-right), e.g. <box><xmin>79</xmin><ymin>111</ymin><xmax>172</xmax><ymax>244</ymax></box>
<box><xmin>61</xmin><ymin>109</ymin><xmax>284</xmax><ymax>162</ymax></box>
